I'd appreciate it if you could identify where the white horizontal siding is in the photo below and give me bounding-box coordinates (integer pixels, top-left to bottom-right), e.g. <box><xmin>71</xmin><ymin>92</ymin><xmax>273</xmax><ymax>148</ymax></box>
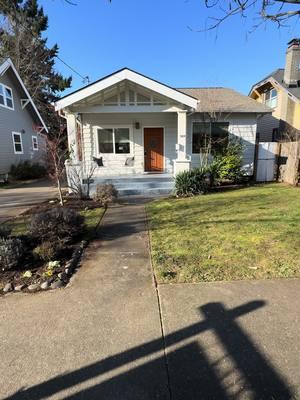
<box><xmin>257</xmin><ymin>114</ymin><xmax>280</xmax><ymax>142</ymax></box>
<box><xmin>74</xmin><ymin>112</ymin><xmax>259</xmax><ymax>177</ymax></box>
<box><xmin>81</xmin><ymin>113</ymin><xmax>177</xmax><ymax>176</ymax></box>
<box><xmin>188</xmin><ymin>113</ymin><xmax>258</xmax><ymax>175</ymax></box>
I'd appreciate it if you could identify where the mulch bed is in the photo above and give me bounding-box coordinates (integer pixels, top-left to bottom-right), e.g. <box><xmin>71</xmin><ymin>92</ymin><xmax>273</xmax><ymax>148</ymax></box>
<box><xmin>0</xmin><ymin>245</ymin><xmax>74</xmax><ymax>292</ymax></box>
<box><xmin>0</xmin><ymin>198</ymin><xmax>102</xmax><ymax>295</ymax></box>
<box><xmin>22</xmin><ymin>197</ymin><xmax>100</xmax><ymax>216</ymax></box>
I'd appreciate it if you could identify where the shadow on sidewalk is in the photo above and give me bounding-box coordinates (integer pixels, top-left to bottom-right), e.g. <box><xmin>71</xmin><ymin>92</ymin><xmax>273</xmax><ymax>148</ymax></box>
<box><xmin>5</xmin><ymin>300</ymin><xmax>294</xmax><ymax>400</ymax></box>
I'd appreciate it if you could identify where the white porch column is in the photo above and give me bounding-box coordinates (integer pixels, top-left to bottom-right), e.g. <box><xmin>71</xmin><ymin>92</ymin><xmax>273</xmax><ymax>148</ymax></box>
<box><xmin>66</xmin><ymin>112</ymin><xmax>79</xmax><ymax>162</ymax></box>
<box><xmin>174</xmin><ymin>110</ymin><xmax>191</xmax><ymax>175</ymax></box>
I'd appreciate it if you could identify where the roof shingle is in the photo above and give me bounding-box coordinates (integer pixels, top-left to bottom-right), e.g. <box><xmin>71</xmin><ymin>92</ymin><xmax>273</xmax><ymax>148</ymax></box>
<box><xmin>177</xmin><ymin>87</ymin><xmax>271</xmax><ymax>113</ymax></box>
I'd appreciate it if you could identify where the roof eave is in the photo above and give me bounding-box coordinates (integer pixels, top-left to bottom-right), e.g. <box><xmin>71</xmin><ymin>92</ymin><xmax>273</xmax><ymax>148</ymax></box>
<box><xmin>0</xmin><ymin>58</ymin><xmax>48</xmax><ymax>133</ymax></box>
<box><xmin>55</xmin><ymin>68</ymin><xmax>198</xmax><ymax>111</ymax></box>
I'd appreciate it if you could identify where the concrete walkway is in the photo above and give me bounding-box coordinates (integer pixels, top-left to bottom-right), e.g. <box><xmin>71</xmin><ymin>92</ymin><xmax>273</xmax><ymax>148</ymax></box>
<box><xmin>0</xmin><ymin>180</ymin><xmax>57</xmax><ymax>221</ymax></box>
<box><xmin>0</xmin><ymin>203</ymin><xmax>169</xmax><ymax>400</ymax></box>
<box><xmin>0</xmin><ymin>202</ymin><xmax>299</xmax><ymax>399</ymax></box>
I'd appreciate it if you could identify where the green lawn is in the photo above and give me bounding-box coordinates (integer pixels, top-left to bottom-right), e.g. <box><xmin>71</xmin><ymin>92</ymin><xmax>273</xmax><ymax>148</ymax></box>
<box><xmin>147</xmin><ymin>184</ymin><xmax>300</xmax><ymax>283</ymax></box>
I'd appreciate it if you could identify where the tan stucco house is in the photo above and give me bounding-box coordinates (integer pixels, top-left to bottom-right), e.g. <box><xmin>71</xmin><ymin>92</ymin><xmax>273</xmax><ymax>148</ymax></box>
<box><xmin>55</xmin><ymin>68</ymin><xmax>270</xmax><ymax>195</ymax></box>
<box><xmin>249</xmin><ymin>38</ymin><xmax>300</xmax><ymax>142</ymax></box>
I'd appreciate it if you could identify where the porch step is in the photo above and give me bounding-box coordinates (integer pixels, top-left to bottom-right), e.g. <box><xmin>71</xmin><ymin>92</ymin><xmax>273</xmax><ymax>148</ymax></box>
<box><xmin>90</xmin><ymin>174</ymin><xmax>175</xmax><ymax>197</ymax></box>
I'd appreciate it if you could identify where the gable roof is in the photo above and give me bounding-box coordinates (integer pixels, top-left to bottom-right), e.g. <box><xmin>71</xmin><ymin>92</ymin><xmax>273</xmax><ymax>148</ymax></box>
<box><xmin>0</xmin><ymin>58</ymin><xmax>48</xmax><ymax>132</ymax></box>
<box><xmin>178</xmin><ymin>87</ymin><xmax>271</xmax><ymax>113</ymax></box>
<box><xmin>249</xmin><ymin>68</ymin><xmax>300</xmax><ymax>103</ymax></box>
<box><xmin>55</xmin><ymin>68</ymin><xmax>199</xmax><ymax>111</ymax></box>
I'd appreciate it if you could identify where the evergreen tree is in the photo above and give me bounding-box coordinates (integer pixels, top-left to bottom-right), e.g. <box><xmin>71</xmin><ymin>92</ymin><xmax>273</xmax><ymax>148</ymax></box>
<box><xmin>0</xmin><ymin>0</ymin><xmax>72</xmax><ymax>132</ymax></box>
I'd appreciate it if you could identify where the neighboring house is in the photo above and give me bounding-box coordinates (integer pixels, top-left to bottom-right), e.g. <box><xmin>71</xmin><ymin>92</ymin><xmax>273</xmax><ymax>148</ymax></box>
<box><xmin>249</xmin><ymin>38</ymin><xmax>300</xmax><ymax>142</ymax></box>
<box><xmin>55</xmin><ymin>68</ymin><xmax>270</xmax><ymax>194</ymax></box>
<box><xmin>0</xmin><ymin>58</ymin><xmax>48</xmax><ymax>175</ymax></box>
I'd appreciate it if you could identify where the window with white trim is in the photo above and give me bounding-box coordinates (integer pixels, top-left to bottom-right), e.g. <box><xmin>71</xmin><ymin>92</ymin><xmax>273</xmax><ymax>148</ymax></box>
<box><xmin>12</xmin><ymin>132</ymin><xmax>23</xmax><ymax>154</ymax></box>
<box><xmin>264</xmin><ymin>89</ymin><xmax>277</xmax><ymax>108</ymax></box>
<box><xmin>0</xmin><ymin>83</ymin><xmax>14</xmax><ymax>109</ymax></box>
<box><xmin>32</xmin><ymin>135</ymin><xmax>38</xmax><ymax>151</ymax></box>
<box><xmin>97</xmin><ymin>128</ymin><xmax>130</xmax><ymax>154</ymax></box>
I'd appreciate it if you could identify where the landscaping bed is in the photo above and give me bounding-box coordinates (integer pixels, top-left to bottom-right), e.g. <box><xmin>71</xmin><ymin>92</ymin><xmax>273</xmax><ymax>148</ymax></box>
<box><xmin>0</xmin><ymin>201</ymin><xmax>105</xmax><ymax>295</ymax></box>
<box><xmin>147</xmin><ymin>184</ymin><xmax>300</xmax><ymax>283</ymax></box>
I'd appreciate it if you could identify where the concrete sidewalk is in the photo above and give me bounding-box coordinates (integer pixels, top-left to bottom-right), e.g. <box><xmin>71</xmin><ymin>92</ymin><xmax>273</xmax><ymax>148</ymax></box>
<box><xmin>0</xmin><ymin>204</ymin><xmax>169</xmax><ymax>400</ymax></box>
<box><xmin>0</xmin><ymin>202</ymin><xmax>299</xmax><ymax>399</ymax></box>
<box><xmin>0</xmin><ymin>180</ymin><xmax>57</xmax><ymax>221</ymax></box>
<box><xmin>159</xmin><ymin>279</ymin><xmax>300</xmax><ymax>399</ymax></box>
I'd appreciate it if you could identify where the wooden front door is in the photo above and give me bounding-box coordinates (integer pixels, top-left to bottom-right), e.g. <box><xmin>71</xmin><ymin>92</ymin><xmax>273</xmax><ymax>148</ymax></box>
<box><xmin>144</xmin><ymin>128</ymin><xmax>164</xmax><ymax>172</ymax></box>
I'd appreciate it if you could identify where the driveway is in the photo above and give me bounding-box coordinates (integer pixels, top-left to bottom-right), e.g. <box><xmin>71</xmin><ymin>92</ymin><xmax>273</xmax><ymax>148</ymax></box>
<box><xmin>0</xmin><ymin>180</ymin><xmax>57</xmax><ymax>221</ymax></box>
<box><xmin>0</xmin><ymin>202</ymin><xmax>299</xmax><ymax>399</ymax></box>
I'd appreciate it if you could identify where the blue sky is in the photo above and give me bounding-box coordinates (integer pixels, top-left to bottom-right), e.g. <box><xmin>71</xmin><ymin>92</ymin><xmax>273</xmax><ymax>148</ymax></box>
<box><xmin>40</xmin><ymin>0</ymin><xmax>299</xmax><ymax>96</ymax></box>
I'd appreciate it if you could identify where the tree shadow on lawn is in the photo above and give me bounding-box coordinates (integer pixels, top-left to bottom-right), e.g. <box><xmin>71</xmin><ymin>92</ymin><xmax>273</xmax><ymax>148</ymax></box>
<box><xmin>5</xmin><ymin>300</ymin><xmax>295</xmax><ymax>400</ymax></box>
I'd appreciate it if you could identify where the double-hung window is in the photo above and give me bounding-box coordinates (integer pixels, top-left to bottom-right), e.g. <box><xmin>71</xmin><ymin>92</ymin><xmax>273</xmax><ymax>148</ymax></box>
<box><xmin>192</xmin><ymin>122</ymin><xmax>229</xmax><ymax>155</ymax></box>
<box><xmin>12</xmin><ymin>132</ymin><xmax>23</xmax><ymax>154</ymax></box>
<box><xmin>0</xmin><ymin>83</ymin><xmax>14</xmax><ymax>110</ymax></box>
<box><xmin>265</xmin><ymin>89</ymin><xmax>277</xmax><ymax>108</ymax></box>
<box><xmin>32</xmin><ymin>135</ymin><xmax>38</xmax><ymax>151</ymax></box>
<box><xmin>97</xmin><ymin>128</ymin><xmax>130</xmax><ymax>154</ymax></box>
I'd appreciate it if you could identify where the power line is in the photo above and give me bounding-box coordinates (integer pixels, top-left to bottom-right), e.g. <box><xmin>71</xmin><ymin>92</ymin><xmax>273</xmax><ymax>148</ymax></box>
<box><xmin>55</xmin><ymin>54</ymin><xmax>90</xmax><ymax>84</ymax></box>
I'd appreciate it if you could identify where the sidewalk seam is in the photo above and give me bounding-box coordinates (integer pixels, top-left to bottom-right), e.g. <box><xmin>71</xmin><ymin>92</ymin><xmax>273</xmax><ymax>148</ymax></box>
<box><xmin>144</xmin><ymin>204</ymin><xmax>173</xmax><ymax>400</ymax></box>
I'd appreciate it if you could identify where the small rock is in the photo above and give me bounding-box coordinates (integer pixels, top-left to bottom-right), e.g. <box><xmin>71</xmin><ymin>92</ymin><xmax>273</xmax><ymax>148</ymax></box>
<box><xmin>65</xmin><ymin>268</ymin><xmax>71</xmax><ymax>275</ymax></box>
<box><xmin>58</xmin><ymin>272</ymin><xmax>68</xmax><ymax>282</ymax></box>
<box><xmin>15</xmin><ymin>284</ymin><xmax>26</xmax><ymax>291</ymax></box>
<box><xmin>65</xmin><ymin>261</ymin><xmax>73</xmax><ymax>269</ymax></box>
<box><xmin>51</xmin><ymin>280</ymin><xmax>64</xmax><ymax>289</ymax></box>
<box><xmin>49</xmin><ymin>200</ymin><xmax>56</xmax><ymax>204</ymax></box>
<box><xmin>28</xmin><ymin>283</ymin><xmax>39</xmax><ymax>291</ymax></box>
<box><xmin>40</xmin><ymin>281</ymin><xmax>49</xmax><ymax>290</ymax></box>
<box><xmin>3</xmin><ymin>283</ymin><xmax>13</xmax><ymax>293</ymax></box>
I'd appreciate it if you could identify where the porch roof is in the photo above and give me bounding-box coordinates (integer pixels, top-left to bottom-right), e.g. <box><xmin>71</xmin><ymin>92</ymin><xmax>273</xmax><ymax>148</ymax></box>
<box><xmin>55</xmin><ymin>68</ymin><xmax>199</xmax><ymax>111</ymax></box>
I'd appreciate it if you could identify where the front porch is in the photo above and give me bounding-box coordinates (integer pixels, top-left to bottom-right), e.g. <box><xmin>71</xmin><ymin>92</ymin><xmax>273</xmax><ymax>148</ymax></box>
<box><xmin>55</xmin><ymin>68</ymin><xmax>201</xmax><ymax>196</ymax></box>
<box><xmin>68</xmin><ymin>110</ymin><xmax>192</xmax><ymax>179</ymax></box>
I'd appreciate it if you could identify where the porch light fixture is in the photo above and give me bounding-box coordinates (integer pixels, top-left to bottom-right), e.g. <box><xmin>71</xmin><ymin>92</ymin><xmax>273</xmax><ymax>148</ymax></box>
<box><xmin>135</xmin><ymin>122</ymin><xmax>140</xmax><ymax>130</ymax></box>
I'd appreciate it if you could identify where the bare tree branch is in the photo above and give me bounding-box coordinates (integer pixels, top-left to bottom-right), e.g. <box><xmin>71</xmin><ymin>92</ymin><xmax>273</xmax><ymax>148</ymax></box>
<box><xmin>202</xmin><ymin>0</ymin><xmax>300</xmax><ymax>31</ymax></box>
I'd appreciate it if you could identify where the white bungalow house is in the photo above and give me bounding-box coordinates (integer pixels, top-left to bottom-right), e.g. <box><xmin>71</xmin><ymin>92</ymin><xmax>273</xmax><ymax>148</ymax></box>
<box><xmin>55</xmin><ymin>68</ymin><xmax>271</xmax><ymax>195</ymax></box>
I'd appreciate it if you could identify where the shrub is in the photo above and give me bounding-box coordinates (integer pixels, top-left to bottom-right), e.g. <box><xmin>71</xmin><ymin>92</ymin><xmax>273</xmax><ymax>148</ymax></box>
<box><xmin>175</xmin><ymin>167</ymin><xmax>209</xmax><ymax>197</ymax></box>
<box><xmin>0</xmin><ymin>225</ymin><xmax>12</xmax><ymax>239</ymax></box>
<box><xmin>214</xmin><ymin>142</ymin><xmax>244</xmax><ymax>183</ymax></box>
<box><xmin>93</xmin><ymin>184</ymin><xmax>118</xmax><ymax>206</ymax></box>
<box><xmin>10</xmin><ymin>161</ymin><xmax>46</xmax><ymax>180</ymax></box>
<box><xmin>0</xmin><ymin>237</ymin><xmax>25</xmax><ymax>271</ymax></box>
<box><xmin>33</xmin><ymin>240</ymin><xmax>60</xmax><ymax>261</ymax></box>
<box><xmin>29</xmin><ymin>207</ymin><xmax>85</xmax><ymax>243</ymax></box>
<box><xmin>206</xmin><ymin>161</ymin><xmax>220</xmax><ymax>187</ymax></box>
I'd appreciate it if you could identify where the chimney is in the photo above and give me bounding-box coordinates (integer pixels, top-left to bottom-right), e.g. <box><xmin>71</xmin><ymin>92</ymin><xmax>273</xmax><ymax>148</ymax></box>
<box><xmin>284</xmin><ymin>38</ymin><xmax>300</xmax><ymax>87</ymax></box>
